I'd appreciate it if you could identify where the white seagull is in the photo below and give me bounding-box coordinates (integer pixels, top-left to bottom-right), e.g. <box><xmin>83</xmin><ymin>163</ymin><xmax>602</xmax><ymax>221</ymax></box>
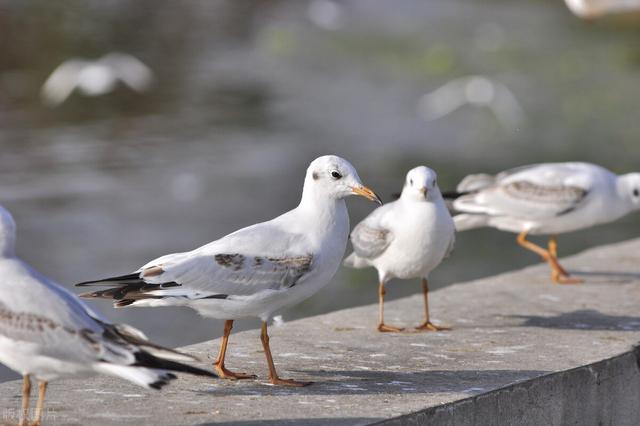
<box><xmin>0</xmin><ymin>206</ymin><xmax>216</xmax><ymax>426</ymax></box>
<box><xmin>452</xmin><ymin>162</ymin><xmax>640</xmax><ymax>283</ymax></box>
<box><xmin>40</xmin><ymin>52</ymin><xmax>153</xmax><ymax>107</ymax></box>
<box><xmin>417</xmin><ymin>75</ymin><xmax>525</xmax><ymax>132</ymax></box>
<box><xmin>344</xmin><ymin>166</ymin><xmax>455</xmax><ymax>332</ymax></box>
<box><xmin>77</xmin><ymin>155</ymin><xmax>381</xmax><ymax>387</ymax></box>
<box><xmin>564</xmin><ymin>0</ymin><xmax>640</xmax><ymax>19</ymax></box>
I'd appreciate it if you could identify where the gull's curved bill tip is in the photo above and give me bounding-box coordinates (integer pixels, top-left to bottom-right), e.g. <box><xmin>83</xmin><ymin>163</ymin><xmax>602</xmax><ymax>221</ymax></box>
<box><xmin>352</xmin><ymin>185</ymin><xmax>383</xmax><ymax>205</ymax></box>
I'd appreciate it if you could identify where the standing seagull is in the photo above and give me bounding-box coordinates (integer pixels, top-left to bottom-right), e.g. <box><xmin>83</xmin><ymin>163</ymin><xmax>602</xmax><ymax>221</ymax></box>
<box><xmin>0</xmin><ymin>206</ymin><xmax>216</xmax><ymax>426</ymax></box>
<box><xmin>451</xmin><ymin>162</ymin><xmax>640</xmax><ymax>283</ymax></box>
<box><xmin>77</xmin><ymin>155</ymin><xmax>381</xmax><ymax>387</ymax></box>
<box><xmin>344</xmin><ymin>166</ymin><xmax>455</xmax><ymax>332</ymax></box>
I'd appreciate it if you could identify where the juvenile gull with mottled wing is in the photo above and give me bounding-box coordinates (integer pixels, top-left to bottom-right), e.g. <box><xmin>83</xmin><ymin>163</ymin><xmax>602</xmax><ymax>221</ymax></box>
<box><xmin>77</xmin><ymin>155</ymin><xmax>381</xmax><ymax>386</ymax></box>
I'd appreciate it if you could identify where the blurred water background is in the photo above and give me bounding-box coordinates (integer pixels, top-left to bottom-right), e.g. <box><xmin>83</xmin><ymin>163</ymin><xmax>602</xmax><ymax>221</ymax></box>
<box><xmin>1</xmin><ymin>0</ymin><xmax>639</xmax><ymax>381</ymax></box>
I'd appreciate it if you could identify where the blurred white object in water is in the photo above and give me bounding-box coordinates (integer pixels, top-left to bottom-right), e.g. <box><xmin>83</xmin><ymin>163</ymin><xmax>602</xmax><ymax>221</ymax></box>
<box><xmin>564</xmin><ymin>0</ymin><xmax>640</xmax><ymax>18</ymax></box>
<box><xmin>308</xmin><ymin>0</ymin><xmax>346</xmax><ymax>30</ymax></box>
<box><xmin>41</xmin><ymin>52</ymin><xmax>153</xmax><ymax>107</ymax></box>
<box><xmin>418</xmin><ymin>75</ymin><xmax>525</xmax><ymax>132</ymax></box>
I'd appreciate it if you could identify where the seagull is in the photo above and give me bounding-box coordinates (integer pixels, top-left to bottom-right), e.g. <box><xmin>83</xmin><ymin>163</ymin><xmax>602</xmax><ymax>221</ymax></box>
<box><xmin>417</xmin><ymin>75</ymin><xmax>525</xmax><ymax>132</ymax></box>
<box><xmin>0</xmin><ymin>206</ymin><xmax>216</xmax><ymax>426</ymax></box>
<box><xmin>76</xmin><ymin>155</ymin><xmax>382</xmax><ymax>387</ymax></box>
<box><xmin>451</xmin><ymin>162</ymin><xmax>640</xmax><ymax>283</ymax></box>
<box><xmin>344</xmin><ymin>166</ymin><xmax>455</xmax><ymax>332</ymax></box>
<box><xmin>40</xmin><ymin>52</ymin><xmax>153</xmax><ymax>107</ymax></box>
<box><xmin>564</xmin><ymin>0</ymin><xmax>640</xmax><ymax>19</ymax></box>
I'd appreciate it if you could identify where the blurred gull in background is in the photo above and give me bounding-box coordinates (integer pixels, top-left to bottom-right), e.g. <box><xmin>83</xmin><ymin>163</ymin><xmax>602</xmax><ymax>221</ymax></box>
<box><xmin>418</xmin><ymin>75</ymin><xmax>525</xmax><ymax>132</ymax></box>
<box><xmin>564</xmin><ymin>0</ymin><xmax>640</xmax><ymax>18</ymax></box>
<box><xmin>40</xmin><ymin>52</ymin><xmax>154</xmax><ymax>107</ymax></box>
<box><xmin>307</xmin><ymin>0</ymin><xmax>346</xmax><ymax>30</ymax></box>
<box><xmin>452</xmin><ymin>162</ymin><xmax>640</xmax><ymax>283</ymax></box>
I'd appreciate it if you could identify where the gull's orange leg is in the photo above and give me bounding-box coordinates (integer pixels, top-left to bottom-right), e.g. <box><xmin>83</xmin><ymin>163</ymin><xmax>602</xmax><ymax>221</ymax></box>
<box><xmin>516</xmin><ymin>231</ymin><xmax>581</xmax><ymax>284</ymax></box>
<box><xmin>260</xmin><ymin>321</ymin><xmax>311</xmax><ymax>387</ymax></box>
<box><xmin>19</xmin><ymin>375</ymin><xmax>30</xmax><ymax>426</ymax></box>
<box><xmin>415</xmin><ymin>278</ymin><xmax>450</xmax><ymax>332</ymax></box>
<box><xmin>547</xmin><ymin>236</ymin><xmax>582</xmax><ymax>284</ymax></box>
<box><xmin>214</xmin><ymin>320</ymin><xmax>256</xmax><ymax>380</ymax></box>
<box><xmin>377</xmin><ymin>281</ymin><xmax>404</xmax><ymax>332</ymax></box>
<box><xmin>31</xmin><ymin>381</ymin><xmax>48</xmax><ymax>426</ymax></box>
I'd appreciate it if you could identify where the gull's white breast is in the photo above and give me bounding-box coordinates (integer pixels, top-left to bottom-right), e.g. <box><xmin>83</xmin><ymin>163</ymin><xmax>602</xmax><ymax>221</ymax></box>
<box><xmin>376</xmin><ymin>200</ymin><xmax>454</xmax><ymax>281</ymax></box>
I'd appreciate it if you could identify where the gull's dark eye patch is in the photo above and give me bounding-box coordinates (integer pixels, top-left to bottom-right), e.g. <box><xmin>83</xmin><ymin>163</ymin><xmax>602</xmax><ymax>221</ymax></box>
<box><xmin>331</xmin><ymin>171</ymin><xmax>342</xmax><ymax>179</ymax></box>
<box><xmin>409</xmin><ymin>179</ymin><xmax>413</xmax><ymax>185</ymax></box>
<box><xmin>634</xmin><ymin>188</ymin><xmax>639</xmax><ymax>197</ymax></box>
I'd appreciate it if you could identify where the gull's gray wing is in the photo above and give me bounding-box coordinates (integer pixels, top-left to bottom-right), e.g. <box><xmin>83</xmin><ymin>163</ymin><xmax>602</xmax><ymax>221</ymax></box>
<box><xmin>350</xmin><ymin>222</ymin><xmax>393</xmax><ymax>259</ymax></box>
<box><xmin>0</xmin><ymin>301</ymin><xmax>131</xmax><ymax>364</ymax></box>
<box><xmin>161</xmin><ymin>251</ymin><xmax>314</xmax><ymax>296</ymax></box>
<box><xmin>77</xmin><ymin>223</ymin><xmax>315</xmax><ymax>304</ymax></box>
<box><xmin>349</xmin><ymin>203</ymin><xmax>395</xmax><ymax>260</ymax></box>
<box><xmin>454</xmin><ymin>163</ymin><xmax>592</xmax><ymax>219</ymax></box>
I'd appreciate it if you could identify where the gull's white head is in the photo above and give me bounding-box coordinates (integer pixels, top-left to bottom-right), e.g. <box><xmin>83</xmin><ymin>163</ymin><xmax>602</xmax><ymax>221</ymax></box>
<box><xmin>618</xmin><ymin>173</ymin><xmax>640</xmax><ymax>211</ymax></box>
<box><xmin>0</xmin><ymin>206</ymin><xmax>16</xmax><ymax>257</ymax></box>
<box><xmin>402</xmin><ymin>166</ymin><xmax>440</xmax><ymax>202</ymax></box>
<box><xmin>303</xmin><ymin>155</ymin><xmax>381</xmax><ymax>204</ymax></box>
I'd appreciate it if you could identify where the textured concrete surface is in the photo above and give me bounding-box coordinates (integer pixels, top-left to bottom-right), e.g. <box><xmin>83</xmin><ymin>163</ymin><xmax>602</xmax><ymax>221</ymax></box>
<box><xmin>1</xmin><ymin>239</ymin><xmax>640</xmax><ymax>425</ymax></box>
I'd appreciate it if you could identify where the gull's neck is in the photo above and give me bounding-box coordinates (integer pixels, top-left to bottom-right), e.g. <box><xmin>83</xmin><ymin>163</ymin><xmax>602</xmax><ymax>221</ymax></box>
<box><xmin>296</xmin><ymin>181</ymin><xmax>349</xmax><ymax>237</ymax></box>
<box><xmin>400</xmin><ymin>186</ymin><xmax>421</xmax><ymax>203</ymax></box>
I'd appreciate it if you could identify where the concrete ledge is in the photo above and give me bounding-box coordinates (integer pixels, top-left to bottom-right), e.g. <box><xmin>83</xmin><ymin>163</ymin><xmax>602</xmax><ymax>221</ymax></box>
<box><xmin>384</xmin><ymin>346</ymin><xmax>640</xmax><ymax>426</ymax></box>
<box><xmin>1</xmin><ymin>239</ymin><xmax>640</xmax><ymax>425</ymax></box>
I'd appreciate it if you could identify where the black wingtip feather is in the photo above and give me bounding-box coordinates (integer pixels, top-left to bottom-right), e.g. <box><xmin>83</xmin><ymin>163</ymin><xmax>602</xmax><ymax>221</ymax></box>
<box><xmin>441</xmin><ymin>190</ymin><xmax>468</xmax><ymax>200</ymax></box>
<box><xmin>134</xmin><ymin>351</ymin><xmax>219</xmax><ymax>379</ymax></box>
<box><xmin>149</xmin><ymin>373</ymin><xmax>178</xmax><ymax>390</ymax></box>
<box><xmin>75</xmin><ymin>273</ymin><xmax>142</xmax><ymax>287</ymax></box>
<box><xmin>115</xmin><ymin>299</ymin><xmax>136</xmax><ymax>308</ymax></box>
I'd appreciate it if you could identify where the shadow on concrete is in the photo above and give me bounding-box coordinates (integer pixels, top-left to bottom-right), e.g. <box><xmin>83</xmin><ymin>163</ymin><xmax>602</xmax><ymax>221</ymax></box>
<box><xmin>512</xmin><ymin>309</ymin><xmax>640</xmax><ymax>331</ymax></box>
<box><xmin>198</xmin><ymin>418</ymin><xmax>380</xmax><ymax>426</ymax></box>
<box><xmin>569</xmin><ymin>270</ymin><xmax>640</xmax><ymax>284</ymax></box>
<box><xmin>197</xmin><ymin>369</ymin><xmax>548</xmax><ymax>398</ymax></box>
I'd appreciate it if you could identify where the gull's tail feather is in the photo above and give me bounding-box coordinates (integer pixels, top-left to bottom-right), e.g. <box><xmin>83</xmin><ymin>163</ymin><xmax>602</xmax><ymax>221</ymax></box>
<box><xmin>95</xmin><ymin>320</ymin><xmax>217</xmax><ymax>390</ymax></box>
<box><xmin>132</xmin><ymin>350</ymin><xmax>217</xmax><ymax>380</ymax></box>
<box><xmin>106</xmin><ymin>323</ymin><xmax>198</xmax><ymax>363</ymax></box>
<box><xmin>77</xmin><ymin>273</ymin><xmax>180</xmax><ymax>305</ymax></box>
<box><xmin>96</xmin><ymin>364</ymin><xmax>178</xmax><ymax>390</ymax></box>
<box><xmin>453</xmin><ymin>213</ymin><xmax>490</xmax><ymax>231</ymax></box>
<box><xmin>440</xmin><ymin>190</ymin><xmax>468</xmax><ymax>214</ymax></box>
<box><xmin>75</xmin><ymin>273</ymin><xmax>143</xmax><ymax>287</ymax></box>
<box><xmin>343</xmin><ymin>252</ymin><xmax>369</xmax><ymax>269</ymax></box>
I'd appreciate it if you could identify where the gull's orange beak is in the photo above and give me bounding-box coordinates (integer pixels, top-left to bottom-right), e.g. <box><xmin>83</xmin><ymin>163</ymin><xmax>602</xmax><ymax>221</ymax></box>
<box><xmin>419</xmin><ymin>187</ymin><xmax>428</xmax><ymax>197</ymax></box>
<box><xmin>352</xmin><ymin>185</ymin><xmax>383</xmax><ymax>205</ymax></box>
